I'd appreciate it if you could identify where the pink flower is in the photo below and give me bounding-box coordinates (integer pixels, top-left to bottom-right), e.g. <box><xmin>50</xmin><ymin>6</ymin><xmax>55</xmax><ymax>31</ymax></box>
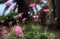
<box><xmin>54</xmin><ymin>17</ymin><xmax>58</xmax><ymax>21</ymax></box>
<box><xmin>14</xmin><ymin>15</ymin><xmax>18</xmax><ymax>19</ymax></box>
<box><xmin>2</xmin><ymin>26</ymin><xmax>7</xmax><ymax>30</ymax></box>
<box><xmin>5</xmin><ymin>1</ymin><xmax>13</xmax><ymax>7</ymax></box>
<box><xmin>43</xmin><ymin>9</ymin><xmax>50</xmax><ymax>13</ymax></box>
<box><xmin>29</xmin><ymin>3</ymin><xmax>36</xmax><ymax>7</ymax></box>
<box><xmin>18</xmin><ymin>13</ymin><xmax>23</xmax><ymax>17</ymax></box>
<box><xmin>0</xmin><ymin>20</ymin><xmax>5</xmax><ymax>23</ymax></box>
<box><xmin>22</xmin><ymin>18</ymin><xmax>27</xmax><ymax>22</ymax></box>
<box><xmin>15</xmin><ymin>26</ymin><xmax>23</xmax><ymax>37</ymax></box>
<box><xmin>14</xmin><ymin>15</ymin><xmax>20</xmax><ymax>19</ymax></box>
<box><xmin>14</xmin><ymin>13</ymin><xmax>23</xmax><ymax>19</ymax></box>
<box><xmin>33</xmin><ymin>15</ymin><xmax>39</xmax><ymax>19</ymax></box>
<box><xmin>9</xmin><ymin>21</ymin><xmax>13</xmax><ymax>25</ymax></box>
<box><xmin>2</xmin><ymin>30</ymin><xmax>7</xmax><ymax>37</ymax></box>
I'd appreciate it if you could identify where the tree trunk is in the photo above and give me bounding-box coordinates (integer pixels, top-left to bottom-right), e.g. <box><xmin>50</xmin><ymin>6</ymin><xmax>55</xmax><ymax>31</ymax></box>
<box><xmin>51</xmin><ymin>0</ymin><xmax>56</xmax><ymax>18</ymax></box>
<box><xmin>14</xmin><ymin>0</ymin><xmax>30</xmax><ymax>23</ymax></box>
<box><xmin>55</xmin><ymin>0</ymin><xmax>60</xmax><ymax>28</ymax></box>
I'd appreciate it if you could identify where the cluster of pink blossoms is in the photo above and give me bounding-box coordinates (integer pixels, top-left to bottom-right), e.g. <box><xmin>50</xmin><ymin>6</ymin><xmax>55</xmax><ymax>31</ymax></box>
<box><xmin>14</xmin><ymin>26</ymin><xmax>23</xmax><ymax>37</ymax></box>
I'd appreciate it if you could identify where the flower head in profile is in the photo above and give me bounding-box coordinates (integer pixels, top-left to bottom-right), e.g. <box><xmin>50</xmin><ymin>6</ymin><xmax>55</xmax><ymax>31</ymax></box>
<box><xmin>18</xmin><ymin>13</ymin><xmax>23</xmax><ymax>17</ymax></box>
<box><xmin>14</xmin><ymin>26</ymin><xmax>23</xmax><ymax>37</ymax></box>
<box><xmin>14</xmin><ymin>13</ymin><xmax>23</xmax><ymax>19</ymax></box>
<box><xmin>5</xmin><ymin>1</ymin><xmax>13</xmax><ymax>7</ymax></box>
<box><xmin>43</xmin><ymin>9</ymin><xmax>50</xmax><ymax>13</ymax></box>
<box><xmin>22</xmin><ymin>18</ymin><xmax>27</xmax><ymax>22</ymax></box>
<box><xmin>29</xmin><ymin>3</ymin><xmax>36</xmax><ymax>7</ymax></box>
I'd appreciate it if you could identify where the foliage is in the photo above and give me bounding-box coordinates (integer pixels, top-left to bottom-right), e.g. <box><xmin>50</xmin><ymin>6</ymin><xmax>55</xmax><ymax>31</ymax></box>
<box><xmin>0</xmin><ymin>16</ymin><xmax>7</xmax><ymax>20</ymax></box>
<box><xmin>7</xmin><ymin>33</ymin><xmax>16</xmax><ymax>39</ymax></box>
<box><xmin>0</xmin><ymin>12</ymin><xmax>18</xmax><ymax>26</ymax></box>
<box><xmin>0</xmin><ymin>11</ymin><xmax>56</xmax><ymax>39</ymax></box>
<box><xmin>6</xmin><ymin>12</ymin><xmax>18</xmax><ymax>20</ymax></box>
<box><xmin>6</xmin><ymin>23</ymin><xmax>55</xmax><ymax>39</ymax></box>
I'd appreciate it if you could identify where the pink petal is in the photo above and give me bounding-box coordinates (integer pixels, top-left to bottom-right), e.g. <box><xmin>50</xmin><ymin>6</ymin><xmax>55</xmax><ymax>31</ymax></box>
<box><xmin>43</xmin><ymin>9</ymin><xmax>50</xmax><ymax>13</ymax></box>
<box><xmin>29</xmin><ymin>3</ymin><xmax>36</xmax><ymax>7</ymax></box>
